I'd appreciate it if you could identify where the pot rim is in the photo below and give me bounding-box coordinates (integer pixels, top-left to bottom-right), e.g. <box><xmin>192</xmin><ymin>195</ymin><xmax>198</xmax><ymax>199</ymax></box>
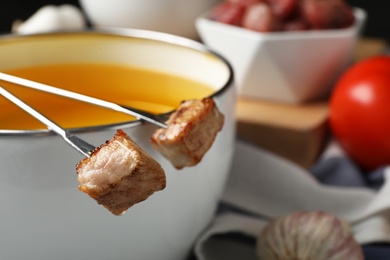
<box><xmin>0</xmin><ymin>28</ymin><xmax>234</xmax><ymax>136</ymax></box>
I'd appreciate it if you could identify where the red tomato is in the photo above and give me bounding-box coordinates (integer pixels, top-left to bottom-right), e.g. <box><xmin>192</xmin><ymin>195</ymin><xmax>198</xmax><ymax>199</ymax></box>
<box><xmin>329</xmin><ymin>55</ymin><xmax>390</xmax><ymax>171</ymax></box>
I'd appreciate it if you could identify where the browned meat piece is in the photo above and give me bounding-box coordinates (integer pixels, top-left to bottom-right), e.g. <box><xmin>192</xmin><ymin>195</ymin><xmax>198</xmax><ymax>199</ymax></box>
<box><xmin>210</xmin><ymin>2</ymin><xmax>246</xmax><ymax>26</ymax></box>
<box><xmin>77</xmin><ymin>129</ymin><xmax>166</xmax><ymax>215</ymax></box>
<box><xmin>268</xmin><ymin>0</ymin><xmax>299</xmax><ymax>20</ymax></box>
<box><xmin>151</xmin><ymin>98</ymin><xmax>224</xmax><ymax>169</ymax></box>
<box><xmin>300</xmin><ymin>0</ymin><xmax>355</xmax><ymax>29</ymax></box>
<box><xmin>242</xmin><ymin>2</ymin><xmax>283</xmax><ymax>32</ymax></box>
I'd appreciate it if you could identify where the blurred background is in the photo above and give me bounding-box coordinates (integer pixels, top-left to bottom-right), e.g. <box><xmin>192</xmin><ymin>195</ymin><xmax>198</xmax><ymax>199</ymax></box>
<box><xmin>0</xmin><ymin>0</ymin><xmax>388</xmax><ymax>42</ymax></box>
<box><xmin>0</xmin><ymin>0</ymin><xmax>386</xmax><ymax>168</ymax></box>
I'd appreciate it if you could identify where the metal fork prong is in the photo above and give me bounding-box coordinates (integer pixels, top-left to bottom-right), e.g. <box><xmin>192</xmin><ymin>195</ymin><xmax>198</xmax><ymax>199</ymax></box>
<box><xmin>65</xmin><ymin>134</ymin><xmax>95</xmax><ymax>157</ymax></box>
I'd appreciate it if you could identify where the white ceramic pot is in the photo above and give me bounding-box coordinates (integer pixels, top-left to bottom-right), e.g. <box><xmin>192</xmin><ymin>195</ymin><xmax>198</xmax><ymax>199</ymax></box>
<box><xmin>79</xmin><ymin>0</ymin><xmax>221</xmax><ymax>39</ymax></box>
<box><xmin>0</xmin><ymin>30</ymin><xmax>235</xmax><ymax>260</ymax></box>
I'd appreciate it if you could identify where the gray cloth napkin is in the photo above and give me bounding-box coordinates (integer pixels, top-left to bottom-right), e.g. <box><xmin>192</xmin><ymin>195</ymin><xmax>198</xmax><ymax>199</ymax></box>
<box><xmin>194</xmin><ymin>139</ymin><xmax>390</xmax><ymax>260</ymax></box>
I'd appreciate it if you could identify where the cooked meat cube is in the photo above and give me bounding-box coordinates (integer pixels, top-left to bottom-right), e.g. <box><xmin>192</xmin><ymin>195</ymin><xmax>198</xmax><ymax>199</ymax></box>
<box><xmin>210</xmin><ymin>1</ymin><xmax>246</xmax><ymax>26</ymax></box>
<box><xmin>242</xmin><ymin>2</ymin><xmax>283</xmax><ymax>32</ymax></box>
<box><xmin>77</xmin><ymin>129</ymin><xmax>166</xmax><ymax>215</ymax></box>
<box><xmin>151</xmin><ymin>98</ymin><xmax>224</xmax><ymax>169</ymax></box>
<box><xmin>300</xmin><ymin>0</ymin><xmax>355</xmax><ymax>29</ymax></box>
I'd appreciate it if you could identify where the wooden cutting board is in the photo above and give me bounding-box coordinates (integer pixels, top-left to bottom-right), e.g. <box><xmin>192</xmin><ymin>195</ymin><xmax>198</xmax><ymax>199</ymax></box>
<box><xmin>235</xmin><ymin>37</ymin><xmax>387</xmax><ymax>168</ymax></box>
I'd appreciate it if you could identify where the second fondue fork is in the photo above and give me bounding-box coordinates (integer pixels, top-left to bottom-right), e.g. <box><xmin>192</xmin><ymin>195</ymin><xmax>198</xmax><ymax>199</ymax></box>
<box><xmin>0</xmin><ymin>71</ymin><xmax>168</xmax><ymax>128</ymax></box>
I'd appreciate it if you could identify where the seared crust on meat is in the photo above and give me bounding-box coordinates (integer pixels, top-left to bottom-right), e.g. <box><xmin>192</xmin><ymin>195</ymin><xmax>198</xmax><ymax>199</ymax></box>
<box><xmin>151</xmin><ymin>98</ymin><xmax>224</xmax><ymax>169</ymax></box>
<box><xmin>77</xmin><ymin>129</ymin><xmax>166</xmax><ymax>215</ymax></box>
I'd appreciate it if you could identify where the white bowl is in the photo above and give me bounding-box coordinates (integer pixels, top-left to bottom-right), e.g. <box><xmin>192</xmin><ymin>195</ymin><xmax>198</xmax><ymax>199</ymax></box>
<box><xmin>0</xmin><ymin>30</ymin><xmax>235</xmax><ymax>260</ymax></box>
<box><xmin>79</xmin><ymin>0</ymin><xmax>221</xmax><ymax>39</ymax></box>
<box><xmin>196</xmin><ymin>8</ymin><xmax>366</xmax><ymax>103</ymax></box>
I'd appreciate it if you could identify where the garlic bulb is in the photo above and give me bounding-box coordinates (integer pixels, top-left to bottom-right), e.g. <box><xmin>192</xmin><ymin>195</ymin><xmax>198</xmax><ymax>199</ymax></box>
<box><xmin>256</xmin><ymin>211</ymin><xmax>363</xmax><ymax>260</ymax></box>
<box><xmin>12</xmin><ymin>5</ymin><xmax>86</xmax><ymax>34</ymax></box>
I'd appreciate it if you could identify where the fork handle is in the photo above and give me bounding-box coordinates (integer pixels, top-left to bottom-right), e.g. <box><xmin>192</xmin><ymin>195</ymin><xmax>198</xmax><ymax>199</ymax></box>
<box><xmin>0</xmin><ymin>85</ymin><xmax>93</xmax><ymax>157</ymax></box>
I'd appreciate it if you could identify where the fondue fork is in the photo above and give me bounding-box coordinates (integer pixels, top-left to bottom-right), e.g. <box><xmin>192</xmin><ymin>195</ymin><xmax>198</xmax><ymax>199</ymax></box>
<box><xmin>0</xmin><ymin>85</ymin><xmax>96</xmax><ymax>157</ymax></box>
<box><xmin>0</xmin><ymin>72</ymin><xmax>168</xmax><ymax>128</ymax></box>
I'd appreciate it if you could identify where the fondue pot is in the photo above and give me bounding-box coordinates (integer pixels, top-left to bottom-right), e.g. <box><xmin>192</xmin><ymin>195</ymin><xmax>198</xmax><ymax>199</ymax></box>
<box><xmin>0</xmin><ymin>30</ymin><xmax>235</xmax><ymax>260</ymax></box>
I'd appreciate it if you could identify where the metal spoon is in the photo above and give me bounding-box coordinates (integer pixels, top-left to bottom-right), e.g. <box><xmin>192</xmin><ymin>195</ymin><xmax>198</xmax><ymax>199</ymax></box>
<box><xmin>0</xmin><ymin>71</ymin><xmax>168</xmax><ymax>128</ymax></box>
<box><xmin>0</xmin><ymin>85</ymin><xmax>95</xmax><ymax>157</ymax></box>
